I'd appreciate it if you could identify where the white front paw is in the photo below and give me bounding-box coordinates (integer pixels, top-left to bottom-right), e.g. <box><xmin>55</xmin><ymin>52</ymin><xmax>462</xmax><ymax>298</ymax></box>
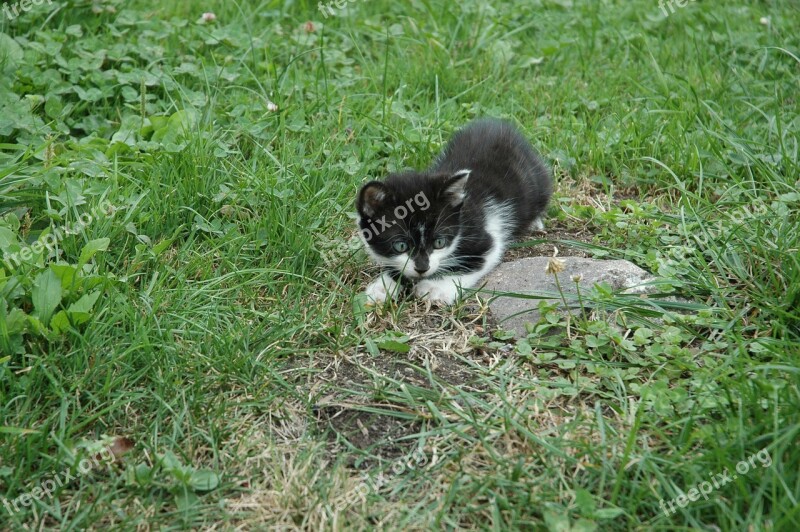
<box><xmin>414</xmin><ymin>279</ymin><xmax>459</xmax><ymax>305</ymax></box>
<box><xmin>365</xmin><ymin>275</ymin><xmax>399</xmax><ymax>304</ymax></box>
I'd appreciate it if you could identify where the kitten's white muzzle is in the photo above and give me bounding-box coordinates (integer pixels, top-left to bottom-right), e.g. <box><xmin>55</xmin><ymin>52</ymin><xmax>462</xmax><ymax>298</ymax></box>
<box><xmin>405</xmin><ymin>269</ymin><xmax>428</xmax><ymax>280</ymax></box>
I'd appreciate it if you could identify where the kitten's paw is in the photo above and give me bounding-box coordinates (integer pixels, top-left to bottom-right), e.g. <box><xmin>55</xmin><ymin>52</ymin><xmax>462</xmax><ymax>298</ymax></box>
<box><xmin>531</xmin><ymin>216</ymin><xmax>546</xmax><ymax>233</ymax></box>
<box><xmin>365</xmin><ymin>275</ymin><xmax>399</xmax><ymax>305</ymax></box>
<box><xmin>414</xmin><ymin>279</ymin><xmax>459</xmax><ymax>305</ymax></box>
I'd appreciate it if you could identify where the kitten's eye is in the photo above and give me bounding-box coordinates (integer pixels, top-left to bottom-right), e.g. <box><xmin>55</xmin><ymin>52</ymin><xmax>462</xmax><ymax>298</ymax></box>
<box><xmin>392</xmin><ymin>241</ymin><xmax>409</xmax><ymax>253</ymax></box>
<box><xmin>433</xmin><ymin>237</ymin><xmax>448</xmax><ymax>249</ymax></box>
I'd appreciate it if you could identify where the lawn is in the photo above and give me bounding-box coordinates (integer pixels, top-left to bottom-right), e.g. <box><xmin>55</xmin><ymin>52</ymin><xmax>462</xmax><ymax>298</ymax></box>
<box><xmin>1</xmin><ymin>0</ymin><xmax>799</xmax><ymax>529</ymax></box>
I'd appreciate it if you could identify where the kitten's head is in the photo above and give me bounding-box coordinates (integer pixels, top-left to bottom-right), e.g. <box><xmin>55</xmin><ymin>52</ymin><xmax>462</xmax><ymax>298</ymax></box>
<box><xmin>356</xmin><ymin>169</ymin><xmax>470</xmax><ymax>280</ymax></box>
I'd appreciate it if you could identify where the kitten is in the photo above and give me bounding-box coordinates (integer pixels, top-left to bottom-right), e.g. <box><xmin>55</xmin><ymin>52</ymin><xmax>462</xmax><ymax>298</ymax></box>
<box><xmin>356</xmin><ymin>118</ymin><xmax>552</xmax><ymax>305</ymax></box>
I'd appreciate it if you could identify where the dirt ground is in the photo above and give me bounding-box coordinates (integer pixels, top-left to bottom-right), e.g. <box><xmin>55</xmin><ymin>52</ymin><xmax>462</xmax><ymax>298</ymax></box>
<box><xmin>284</xmin><ymin>175</ymin><xmax>621</xmax><ymax>459</ymax></box>
<box><xmin>284</xmin><ymin>215</ymin><xmax>602</xmax><ymax>461</ymax></box>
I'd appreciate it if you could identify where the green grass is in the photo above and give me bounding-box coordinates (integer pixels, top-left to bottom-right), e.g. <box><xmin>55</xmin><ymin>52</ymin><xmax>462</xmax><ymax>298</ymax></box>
<box><xmin>1</xmin><ymin>0</ymin><xmax>798</xmax><ymax>529</ymax></box>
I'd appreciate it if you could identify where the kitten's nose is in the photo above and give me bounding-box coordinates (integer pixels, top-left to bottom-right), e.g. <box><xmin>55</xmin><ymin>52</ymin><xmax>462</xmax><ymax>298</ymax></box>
<box><xmin>414</xmin><ymin>255</ymin><xmax>430</xmax><ymax>276</ymax></box>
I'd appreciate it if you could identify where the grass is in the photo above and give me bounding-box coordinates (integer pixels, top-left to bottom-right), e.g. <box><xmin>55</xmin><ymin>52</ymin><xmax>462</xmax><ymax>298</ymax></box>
<box><xmin>1</xmin><ymin>0</ymin><xmax>799</xmax><ymax>529</ymax></box>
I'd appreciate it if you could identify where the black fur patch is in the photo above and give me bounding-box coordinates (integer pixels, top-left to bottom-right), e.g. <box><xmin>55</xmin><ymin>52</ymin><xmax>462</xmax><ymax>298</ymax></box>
<box><xmin>356</xmin><ymin>118</ymin><xmax>552</xmax><ymax>280</ymax></box>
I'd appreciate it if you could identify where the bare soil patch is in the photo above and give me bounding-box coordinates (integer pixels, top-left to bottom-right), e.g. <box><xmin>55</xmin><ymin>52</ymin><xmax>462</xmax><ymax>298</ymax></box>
<box><xmin>286</xmin><ymin>184</ymin><xmax>621</xmax><ymax>462</ymax></box>
<box><xmin>283</xmin><ymin>300</ymin><xmax>493</xmax><ymax>461</ymax></box>
<box><xmin>505</xmin><ymin>220</ymin><xmax>596</xmax><ymax>262</ymax></box>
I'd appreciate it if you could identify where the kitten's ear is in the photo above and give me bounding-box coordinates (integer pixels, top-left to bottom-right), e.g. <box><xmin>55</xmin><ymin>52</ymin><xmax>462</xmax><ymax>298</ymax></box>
<box><xmin>442</xmin><ymin>169</ymin><xmax>471</xmax><ymax>207</ymax></box>
<box><xmin>357</xmin><ymin>181</ymin><xmax>389</xmax><ymax>218</ymax></box>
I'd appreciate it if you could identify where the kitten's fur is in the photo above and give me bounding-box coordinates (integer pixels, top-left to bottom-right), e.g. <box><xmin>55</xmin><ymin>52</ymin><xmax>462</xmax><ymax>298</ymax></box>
<box><xmin>356</xmin><ymin>118</ymin><xmax>552</xmax><ymax>305</ymax></box>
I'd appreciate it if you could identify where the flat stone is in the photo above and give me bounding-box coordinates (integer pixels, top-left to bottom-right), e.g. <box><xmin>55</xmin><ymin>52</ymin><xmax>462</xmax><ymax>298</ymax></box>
<box><xmin>481</xmin><ymin>256</ymin><xmax>655</xmax><ymax>337</ymax></box>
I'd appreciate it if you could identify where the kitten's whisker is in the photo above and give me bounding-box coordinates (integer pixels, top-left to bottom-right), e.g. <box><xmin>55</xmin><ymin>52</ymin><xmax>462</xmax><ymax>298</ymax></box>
<box><xmin>432</xmin><ymin>208</ymin><xmax>462</xmax><ymax>228</ymax></box>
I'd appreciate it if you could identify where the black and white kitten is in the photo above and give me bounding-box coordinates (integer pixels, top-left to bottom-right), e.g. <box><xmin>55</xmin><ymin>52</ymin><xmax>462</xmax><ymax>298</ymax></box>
<box><xmin>356</xmin><ymin>118</ymin><xmax>552</xmax><ymax>305</ymax></box>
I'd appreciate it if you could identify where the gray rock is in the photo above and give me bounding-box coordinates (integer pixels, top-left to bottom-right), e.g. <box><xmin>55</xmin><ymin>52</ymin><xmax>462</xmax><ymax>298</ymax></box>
<box><xmin>480</xmin><ymin>257</ymin><xmax>655</xmax><ymax>337</ymax></box>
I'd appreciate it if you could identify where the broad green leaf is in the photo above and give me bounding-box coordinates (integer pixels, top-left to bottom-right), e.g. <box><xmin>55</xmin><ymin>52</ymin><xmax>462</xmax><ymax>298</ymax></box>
<box><xmin>2</xmin><ymin>305</ymin><xmax>26</xmax><ymax>335</ymax></box>
<box><xmin>373</xmin><ymin>331</ymin><xmax>411</xmax><ymax>353</ymax></box>
<box><xmin>376</xmin><ymin>339</ymin><xmax>410</xmax><ymax>354</ymax></box>
<box><xmin>633</xmin><ymin>327</ymin><xmax>653</xmax><ymax>346</ymax></box>
<box><xmin>151</xmin><ymin>109</ymin><xmax>198</xmax><ymax>144</ymax></box>
<box><xmin>125</xmin><ymin>463</ymin><xmax>154</xmax><ymax>487</ymax></box>
<box><xmin>32</xmin><ymin>268</ymin><xmax>62</xmax><ymax>325</ymax></box>
<box><xmin>572</xmin><ymin>518</ymin><xmax>598</xmax><ymax>532</ymax></box>
<box><xmin>515</xmin><ymin>339</ymin><xmax>533</xmax><ymax>356</ymax></box>
<box><xmin>69</xmin><ymin>291</ymin><xmax>101</xmax><ymax>314</ymax></box>
<box><xmin>778</xmin><ymin>192</ymin><xmax>800</xmax><ymax>203</ymax></box>
<box><xmin>64</xmin><ymin>25</ymin><xmax>83</xmax><ymax>37</ymax></box>
<box><xmin>365</xmin><ymin>337</ymin><xmax>379</xmax><ymax>356</ymax></box>
<box><xmin>537</xmin><ymin>352</ymin><xmax>558</xmax><ymax>362</ymax></box>
<box><xmin>0</xmin><ymin>299</ymin><xmax>23</xmax><ymax>355</ymax></box>
<box><xmin>0</xmin><ymin>33</ymin><xmax>23</xmax><ymax>74</ymax></box>
<box><xmin>149</xmin><ymin>115</ymin><xmax>168</xmax><ymax>131</ymax></box>
<box><xmin>50</xmin><ymin>289</ymin><xmax>100</xmax><ymax>334</ymax></box>
<box><xmin>188</xmin><ymin>469</ymin><xmax>220</xmax><ymax>491</ymax></box>
<box><xmin>0</xmin><ymin>226</ymin><xmax>18</xmax><ymax>252</ymax></box>
<box><xmin>51</xmin><ymin>315</ymin><xmax>90</xmax><ymax>334</ymax></box>
<box><xmin>574</xmin><ymin>489</ymin><xmax>596</xmax><ymax>514</ymax></box>
<box><xmin>78</xmin><ymin>238</ymin><xmax>110</xmax><ymax>269</ymax></box>
<box><xmin>542</xmin><ymin>507</ymin><xmax>571</xmax><ymax>532</ymax></box>
<box><xmin>44</xmin><ymin>95</ymin><xmax>63</xmax><ymax>119</ymax></box>
<box><xmin>159</xmin><ymin>451</ymin><xmax>184</xmax><ymax>474</ymax></box>
<box><xmin>111</xmin><ymin>115</ymin><xmax>141</xmax><ymax>147</ymax></box>
<box><xmin>51</xmin><ymin>264</ymin><xmax>78</xmax><ymax>290</ymax></box>
<box><xmin>173</xmin><ymin>488</ymin><xmax>199</xmax><ymax>511</ymax></box>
